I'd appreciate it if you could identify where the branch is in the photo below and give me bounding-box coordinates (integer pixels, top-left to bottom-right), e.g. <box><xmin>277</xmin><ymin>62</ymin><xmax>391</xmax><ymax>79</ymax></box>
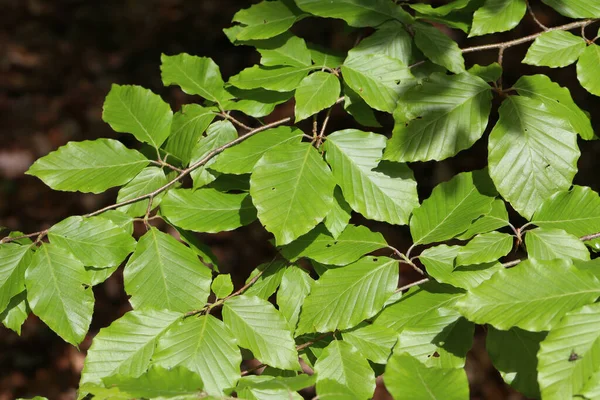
<box><xmin>394</xmin><ymin>277</ymin><xmax>430</xmax><ymax>293</ymax></box>
<box><xmin>526</xmin><ymin>0</ymin><xmax>548</xmax><ymax>31</ymax></box>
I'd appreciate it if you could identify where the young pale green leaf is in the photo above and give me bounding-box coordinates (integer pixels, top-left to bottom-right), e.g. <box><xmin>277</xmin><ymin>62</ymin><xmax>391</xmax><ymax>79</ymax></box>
<box><xmin>86</xmin><ymin>265</ymin><xmax>118</xmax><ymax>286</ymax></box>
<box><xmin>349</xmin><ymin>21</ymin><xmax>412</xmax><ymax>65</ymax></box>
<box><xmin>160</xmin><ymin>189</ymin><xmax>256</xmax><ymax>233</ymax></box>
<box><xmin>211</xmin><ymin>126</ymin><xmax>303</xmax><ymax>175</ymax></box>
<box><xmin>343</xmin><ymin>85</ymin><xmax>381</xmax><ymax>128</ymax></box>
<box><xmin>79</xmin><ymin>309</ymin><xmax>181</xmax><ymax>386</ymax></box>
<box><xmin>468</xmin><ymin>63</ymin><xmax>503</xmax><ymax>82</ymax></box>
<box><xmin>165</xmin><ymin>104</ymin><xmax>217</xmax><ymax>165</ymax></box>
<box><xmin>513</xmin><ymin>74</ymin><xmax>594</xmax><ymax>140</ymax></box>
<box><xmin>409</xmin><ymin>0</ymin><xmax>471</xmax><ymax>16</ymax></box>
<box><xmin>325</xmin><ymin>130</ymin><xmax>419</xmax><ymax>225</ymax></box>
<box><xmin>257</xmin><ymin>34</ymin><xmax>312</xmax><ymax>67</ymax></box>
<box><xmin>243</xmin><ymin>260</ymin><xmax>287</xmax><ymax>300</ymax></box>
<box><xmin>223</xmin><ymin>295</ymin><xmax>299</xmax><ymax>370</ymax></box>
<box><xmin>212</xmin><ymin>274</ymin><xmax>234</xmax><ymax>298</ymax></box>
<box><xmin>413</xmin><ymin>23</ymin><xmax>465</xmax><ymax>73</ymax></box>
<box><xmin>26</xmin><ymin>139</ymin><xmax>148</xmax><ymax>193</ymax></box>
<box><xmin>532</xmin><ymin>186</ymin><xmax>600</xmax><ymax>251</ymax></box>
<box><xmin>384</xmin><ymin>352</ymin><xmax>469</xmax><ymax>400</ymax></box>
<box><xmin>324</xmin><ymin>188</ymin><xmax>352</xmax><ymax>238</ymax></box>
<box><xmin>1</xmin><ymin>291</ymin><xmax>29</xmax><ymax>335</ymax></box>
<box><xmin>541</xmin><ymin>0</ymin><xmax>600</xmax><ymax>18</ymax></box>
<box><xmin>486</xmin><ymin>327</ymin><xmax>545</xmax><ymax>398</ymax></box>
<box><xmin>224</xmin><ymin>87</ymin><xmax>293</xmax><ymax>118</ymax></box>
<box><xmin>523</xmin><ymin>31</ymin><xmax>586</xmax><ymax>67</ymax></box>
<box><xmin>102</xmin><ymin>365</ymin><xmax>204</xmax><ymax>398</ymax></box>
<box><xmin>0</xmin><ymin>245</ymin><xmax>31</xmax><ymax>314</ymax></box>
<box><xmin>276</xmin><ymin>266</ymin><xmax>313</xmax><ymax>331</ymax></box>
<box><xmin>229</xmin><ymin>65</ymin><xmax>310</xmax><ymax>92</ymax></box>
<box><xmin>314</xmin><ymin>340</ymin><xmax>375</xmax><ymax>400</ymax></box>
<box><xmin>123</xmin><ymin>228</ymin><xmax>212</xmax><ymax>312</ymax></box>
<box><xmin>189</xmin><ymin>120</ymin><xmax>238</xmax><ymax>189</ymax></box>
<box><xmin>341</xmin><ymin>53</ymin><xmax>412</xmax><ymax>113</ymax></box>
<box><xmin>456</xmin><ymin>232</ymin><xmax>513</xmax><ymax>266</ymax></box>
<box><xmin>577</xmin><ymin>44</ymin><xmax>600</xmax><ymax>97</ymax></box>
<box><xmin>232</xmin><ymin>1</ymin><xmax>304</xmax><ymax>41</ymax></box>
<box><xmin>25</xmin><ymin>244</ymin><xmax>93</xmax><ymax>346</ymax></box>
<box><xmin>488</xmin><ymin>96</ymin><xmax>580</xmax><ymax>219</ymax></box>
<box><xmin>341</xmin><ymin>324</ymin><xmax>397</xmax><ymax>364</ymax></box>
<box><xmin>454</xmin><ymin>258</ymin><xmax>600</xmax><ymax>331</ymax></box>
<box><xmin>525</xmin><ymin>228</ymin><xmax>590</xmax><ymax>261</ymax></box>
<box><xmin>457</xmin><ymin>199</ymin><xmax>509</xmax><ymax>240</ymax></box>
<box><xmin>116</xmin><ymin>167</ymin><xmax>168</xmax><ymax>217</ymax></box>
<box><xmin>160</xmin><ymin>54</ymin><xmax>232</xmax><ymax>105</ymax></box>
<box><xmin>295</xmin><ymin>0</ymin><xmax>410</xmax><ymax>27</ymax></box>
<box><xmin>48</xmin><ymin>215</ymin><xmax>136</xmax><ymax>269</ymax></box>
<box><xmin>410</xmin><ymin>171</ymin><xmax>495</xmax><ymax>245</ymax></box>
<box><xmin>294</xmin><ymin>72</ymin><xmax>340</xmax><ymax>122</ymax></box>
<box><xmin>581</xmin><ymin>370</ymin><xmax>600</xmax><ymax>399</ymax></box>
<box><xmin>384</xmin><ymin>73</ymin><xmax>492</xmax><ymax>162</ymax></box>
<box><xmin>250</xmin><ymin>143</ymin><xmax>335</xmax><ymax>245</ymax></box>
<box><xmin>236</xmin><ymin>374</ymin><xmax>315</xmax><ymax>398</ymax></box>
<box><xmin>538</xmin><ymin>303</ymin><xmax>600</xmax><ymax>400</ymax></box>
<box><xmin>297</xmin><ymin>256</ymin><xmax>398</xmax><ymax>334</ymax></box>
<box><xmin>97</xmin><ymin>210</ymin><xmax>134</xmax><ymax>235</ymax></box>
<box><xmin>279</xmin><ymin>224</ymin><xmax>387</xmax><ymax>266</ymax></box>
<box><xmin>153</xmin><ymin>315</ymin><xmax>241</xmax><ymax>395</ymax></box>
<box><xmin>470</xmin><ymin>0</ymin><xmax>526</xmax><ymax>37</ymax></box>
<box><xmin>420</xmin><ymin>245</ymin><xmax>503</xmax><ymax>290</ymax></box>
<box><xmin>102</xmin><ymin>84</ymin><xmax>172</xmax><ymax>148</ymax></box>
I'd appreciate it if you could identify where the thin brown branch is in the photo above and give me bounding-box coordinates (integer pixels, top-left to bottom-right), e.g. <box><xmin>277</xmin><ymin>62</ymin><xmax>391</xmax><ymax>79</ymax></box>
<box><xmin>526</xmin><ymin>0</ymin><xmax>549</xmax><ymax>31</ymax></box>
<box><xmin>315</xmin><ymin>108</ymin><xmax>333</xmax><ymax>148</ymax></box>
<box><xmin>394</xmin><ymin>277</ymin><xmax>429</xmax><ymax>293</ymax></box>
<box><xmin>580</xmin><ymin>232</ymin><xmax>600</xmax><ymax>242</ymax></box>
<box><xmin>0</xmin><ymin>230</ymin><xmax>47</xmax><ymax>244</ymax></box>
<box><xmin>389</xmin><ymin>245</ymin><xmax>425</xmax><ymax>275</ymax></box>
<box><xmin>219</xmin><ymin>111</ymin><xmax>253</xmax><ymax>131</ymax></box>
<box><xmin>502</xmin><ymin>259</ymin><xmax>521</xmax><ymax>268</ymax></box>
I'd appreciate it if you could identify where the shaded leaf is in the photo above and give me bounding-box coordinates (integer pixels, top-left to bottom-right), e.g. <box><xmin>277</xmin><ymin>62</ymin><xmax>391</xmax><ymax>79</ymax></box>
<box><xmin>116</xmin><ymin>167</ymin><xmax>168</xmax><ymax>217</ymax></box>
<box><xmin>295</xmin><ymin>0</ymin><xmax>410</xmax><ymax>27</ymax></box>
<box><xmin>165</xmin><ymin>104</ymin><xmax>217</xmax><ymax>165</ymax></box>
<box><xmin>456</xmin><ymin>199</ymin><xmax>509</xmax><ymax>240</ymax></box>
<box><xmin>244</xmin><ymin>260</ymin><xmax>287</xmax><ymax>300</ymax></box>
<box><xmin>414</xmin><ymin>22</ymin><xmax>465</xmax><ymax>74</ymax></box>
<box><xmin>190</xmin><ymin>120</ymin><xmax>238</xmax><ymax>189</ymax></box>
<box><xmin>456</xmin><ymin>231</ymin><xmax>513</xmax><ymax>266</ymax></box>
<box><xmin>232</xmin><ymin>1</ymin><xmax>304</xmax><ymax>41</ymax></box>
<box><xmin>0</xmin><ymin>245</ymin><xmax>31</xmax><ymax>314</ymax></box>
<box><xmin>294</xmin><ymin>72</ymin><xmax>340</xmax><ymax>121</ymax></box>
<box><xmin>349</xmin><ymin>21</ymin><xmax>412</xmax><ymax>65</ymax></box>
<box><xmin>276</xmin><ymin>266</ymin><xmax>313</xmax><ymax>331</ymax></box>
<box><xmin>1</xmin><ymin>291</ymin><xmax>29</xmax><ymax>335</ymax></box>
<box><xmin>468</xmin><ymin>63</ymin><xmax>502</xmax><ymax>82</ymax></box>
<box><xmin>577</xmin><ymin>44</ymin><xmax>600</xmax><ymax>97</ymax></box>
<box><xmin>103</xmin><ymin>365</ymin><xmax>203</xmax><ymax>398</ymax></box>
<box><xmin>541</xmin><ymin>0</ymin><xmax>600</xmax><ymax>18</ymax></box>
<box><xmin>342</xmin><ymin>323</ymin><xmax>398</xmax><ymax>364</ymax></box>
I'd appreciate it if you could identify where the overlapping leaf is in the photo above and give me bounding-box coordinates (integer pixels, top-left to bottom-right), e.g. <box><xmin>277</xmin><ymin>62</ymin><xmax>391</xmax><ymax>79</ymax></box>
<box><xmin>1</xmin><ymin>291</ymin><xmax>28</xmax><ymax>335</ymax></box>
<box><xmin>229</xmin><ymin>65</ymin><xmax>310</xmax><ymax>92</ymax></box>
<box><xmin>523</xmin><ymin>31</ymin><xmax>586</xmax><ymax>68</ymax></box>
<box><xmin>294</xmin><ymin>72</ymin><xmax>340</xmax><ymax>121</ymax></box>
<box><xmin>541</xmin><ymin>0</ymin><xmax>600</xmax><ymax>18</ymax></box>
<box><xmin>410</xmin><ymin>0</ymin><xmax>471</xmax><ymax>16</ymax></box>
<box><xmin>470</xmin><ymin>0</ymin><xmax>526</xmax><ymax>37</ymax></box>
<box><xmin>231</xmin><ymin>1</ymin><xmax>304</xmax><ymax>41</ymax></box>
<box><xmin>0</xmin><ymin>245</ymin><xmax>31</xmax><ymax>314</ymax></box>
<box><xmin>577</xmin><ymin>44</ymin><xmax>600</xmax><ymax>97</ymax></box>
<box><xmin>224</xmin><ymin>87</ymin><xmax>293</xmax><ymax>118</ymax></box>
<box><xmin>456</xmin><ymin>231</ymin><xmax>513</xmax><ymax>266</ymax></box>
<box><xmin>276</xmin><ymin>266</ymin><xmax>313</xmax><ymax>331</ymax></box>
<box><xmin>294</xmin><ymin>0</ymin><xmax>411</xmax><ymax>27</ymax></box>
<box><xmin>323</xmin><ymin>187</ymin><xmax>352</xmax><ymax>238</ymax></box>
<box><xmin>525</xmin><ymin>228</ymin><xmax>590</xmax><ymax>261</ymax></box>
<box><xmin>349</xmin><ymin>21</ymin><xmax>412</xmax><ymax>65</ymax></box>
<box><xmin>164</xmin><ymin>104</ymin><xmax>217</xmax><ymax>164</ymax></box>
<box><xmin>116</xmin><ymin>167</ymin><xmax>168</xmax><ymax>217</ymax></box>
<box><xmin>211</xmin><ymin>274</ymin><xmax>234</xmax><ymax>298</ymax></box>
<box><xmin>256</xmin><ymin>34</ymin><xmax>312</xmax><ymax>67</ymax></box>
<box><xmin>413</xmin><ymin>22</ymin><xmax>465</xmax><ymax>73</ymax></box>
<box><xmin>457</xmin><ymin>199</ymin><xmax>509</xmax><ymax>240</ymax></box>
<box><xmin>243</xmin><ymin>260</ymin><xmax>287</xmax><ymax>300</ymax></box>
<box><xmin>342</xmin><ymin>324</ymin><xmax>397</xmax><ymax>364</ymax></box>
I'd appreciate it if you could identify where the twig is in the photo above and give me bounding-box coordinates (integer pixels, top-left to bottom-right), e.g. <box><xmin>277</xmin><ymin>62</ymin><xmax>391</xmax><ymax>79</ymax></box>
<box><xmin>388</xmin><ymin>245</ymin><xmax>425</xmax><ymax>275</ymax></box>
<box><xmin>219</xmin><ymin>111</ymin><xmax>253</xmax><ymax>131</ymax></box>
<box><xmin>0</xmin><ymin>230</ymin><xmax>47</xmax><ymax>244</ymax></box>
<box><xmin>580</xmin><ymin>232</ymin><xmax>600</xmax><ymax>242</ymax></box>
<box><xmin>315</xmin><ymin>108</ymin><xmax>332</xmax><ymax>148</ymax></box>
<box><xmin>150</xmin><ymin>159</ymin><xmax>184</xmax><ymax>173</ymax></box>
<box><xmin>502</xmin><ymin>259</ymin><xmax>521</xmax><ymax>268</ymax></box>
<box><xmin>394</xmin><ymin>277</ymin><xmax>429</xmax><ymax>293</ymax></box>
<box><xmin>526</xmin><ymin>0</ymin><xmax>548</xmax><ymax>31</ymax></box>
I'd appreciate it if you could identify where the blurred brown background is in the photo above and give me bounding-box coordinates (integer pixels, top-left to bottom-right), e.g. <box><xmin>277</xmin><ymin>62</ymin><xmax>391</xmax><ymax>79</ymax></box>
<box><xmin>1</xmin><ymin>0</ymin><xmax>599</xmax><ymax>399</ymax></box>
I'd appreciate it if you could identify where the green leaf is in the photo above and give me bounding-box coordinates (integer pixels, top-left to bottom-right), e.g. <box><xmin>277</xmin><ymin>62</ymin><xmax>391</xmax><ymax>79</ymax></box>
<box><xmin>223</xmin><ymin>295</ymin><xmax>299</xmax><ymax>370</ymax></box>
<box><xmin>454</xmin><ymin>258</ymin><xmax>600</xmax><ymax>331</ymax></box>
<box><xmin>86</xmin><ymin>265</ymin><xmax>118</xmax><ymax>286</ymax></box>
<box><xmin>470</xmin><ymin>0</ymin><xmax>526</xmax><ymax>37</ymax></box>
<box><xmin>410</xmin><ymin>171</ymin><xmax>495</xmax><ymax>245</ymax></box>
<box><xmin>103</xmin><ymin>365</ymin><xmax>204</xmax><ymax>398</ymax></box>
<box><xmin>523</xmin><ymin>31</ymin><xmax>586</xmax><ymax>68</ymax></box>
<box><xmin>229</xmin><ymin>65</ymin><xmax>310</xmax><ymax>92</ymax></box>
<box><xmin>421</xmin><ymin>245</ymin><xmax>503</xmax><ymax>290</ymax></box>
<box><xmin>26</xmin><ymin>139</ymin><xmax>148</xmax><ymax>193</ymax></box>
<box><xmin>314</xmin><ymin>340</ymin><xmax>375</xmax><ymax>400</ymax></box>
<box><xmin>532</xmin><ymin>186</ymin><xmax>600</xmax><ymax>251</ymax></box>
<box><xmin>325</xmin><ymin>130</ymin><xmax>419</xmax><ymax>225</ymax></box>
<box><xmin>212</xmin><ymin>274</ymin><xmax>234</xmax><ymax>298</ymax></box>
<box><xmin>116</xmin><ymin>167</ymin><xmax>168</xmax><ymax>217</ymax></box>
<box><xmin>236</xmin><ymin>374</ymin><xmax>315</xmax><ymax>398</ymax></box>
<box><xmin>161</xmin><ymin>189</ymin><xmax>256</xmax><ymax>234</ymax></box>
<box><xmin>486</xmin><ymin>327</ymin><xmax>545</xmax><ymax>398</ymax></box>
<box><xmin>538</xmin><ymin>303</ymin><xmax>600</xmax><ymax>399</ymax></box>
<box><xmin>250</xmin><ymin>143</ymin><xmax>335</xmax><ymax>245</ymax></box>
<box><xmin>211</xmin><ymin>126</ymin><xmax>303</xmax><ymax>175</ymax></box>
<box><xmin>276</xmin><ymin>266</ymin><xmax>313</xmax><ymax>331</ymax></box>
<box><xmin>581</xmin><ymin>370</ymin><xmax>600</xmax><ymax>399</ymax></box>
<box><xmin>468</xmin><ymin>63</ymin><xmax>502</xmax><ymax>82</ymax></box>
<box><xmin>342</xmin><ymin>324</ymin><xmax>397</xmax><ymax>364</ymax></box>
<box><xmin>413</xmin><ymin>22</ymin><xmax>465</xmax><ymax>74</ymax></box>
<box><xmin>280</xmin><ymin>224</ymin><xmax>388</xmax><ymax>266</ymax></box>
<box><xmin>295</xmin><ymin>0</ymin><xmax>409</xmax><ymax>27</ymax></box>
<box><xmin>244</xmin><ymin>260</ymin><xmax>287</xmax><ymax>300</ymax></box>
<box><xmin>541</xmin><ymin>0</ymin><xmax>600</xmax><ymax>18</ymax></box>
<box><xmin>153</xmin><ymin>315</ymin><xmax>241</xmax><ymax>395</ymax></box>
<box><xmin>1</xmin><ymin>291</ymin><xmax>29</xmax><ymax>335</ymax></box>
<box><xmin>297</xmin><ymin>256</ymin><xmax>398</xmax><ymax>334</ymax></box>
<box><xmin>456</xmin><ymin>199</ymin><xmax>509</xmax><ymax>240</ymax></box>
<box><xmin>513</xmin><ymin>74</ymin><xmax>594</xmax><ymax>140</ymax></box>
<box><xmin>190</xmin><ymin>120</ymin><xmax>238</xmax><ymax>189</ymax></box>
<box><xmin>525</xmin><ymin>228</ymin><xmax>590</xmax><ymax>261</ymax></box>
<box><xmin>256</xmin><ymin>34</ymin><xmax>312</xmax><ymax>67</ymax></box>
<box><xmin>384</xmin><ymin>352</ymin><xmax>469</xmax><ymax>400</ymax></box>
<box><xmin>48</xmin><ymin>215</ymin><xmax>136</xmax><ymax>269</ymax></box>
<box><xmin>309</xmin><ymin>44</ymin><xmax>345</xmax><ymax>69</ymax></box>
<box><xmin>349</xmin><ymin>21</ymin><xmax>412</xmax><ymax>65</ymax></box>
<box><xmin>410</xmin><ymin>0</ymin><xmax>471</xmax><ymax>16</ymax></box>
<box><xmin>343</xmin><ymin>85</ymin><xmax>381</xmax><ymax>128</ymax></box>
<box><xmin>80</xmin><ymin>309</ymin><xmax>181</xmax><ymax>386</ymax></box>
<box><xmin>123</xmin><ymin>228</ymin><xmax>212</xmax><ymax>312</ymax></box>
<box><xmin>577</xmin><ymin>44</ymin><xmax>600</xmax><ymax>97</ymax></box>
<box><xmin>25</xmin><ymin>244</ymin><xmax>93</xmax><ymax>345</ymax></box>
<box><xmin>209</xmin><ymin>174</ymin><xmax>251</xmax><ymax>192</ymax></box>
<box><xmin>98</xmin><ymin>210</ymin><xmax>135</xmax><ymax>236</ymax></box>
<box><xmin>224</xmin><ymin>87</ymin><xmax>293</xmax><ymax>118</ymax></box>
<box><xmin>384</xmin><ymin>73</ymin><xmax>492</xmax><ymax>162</ymax></box>
<box><xmin>160</xmin><ymin>53</ymin><xmax>232</xmax><ymax>105</ymax></box>
<box><xmin>341</xmin><ymin>54</ymin><xmax>412</xmax><ymax>113</ymax></box>
<box><xmin>0</xmin><ymin>245</ymin><xmax>31</xmax><ymax>314</ymax></box>
<box><xmin>488</xmin><ymin>96</ymin><xmax>580</xmax><ymax>219</ymax></box>
<box><xmin>323</xmin><ymin>188</ymin><xmax>352</xmax><ymax>238</ymax></box>
<box><xmin>232</xmin><ymin>1</ymin><xmax>304</xmax><ymax>41</ymax></box>
<box><xmin>294</xmin><ymin>72</ymin><xmax>340</xmax><ymax>122</ymax></box>
<box><xmin>102</xmin><ymin>84</ymin><xmax>172</xmax><ymax>148</ymax></box>
<box><xmin>165</xmin><ymin>104</ymin><xmax>217</xmax><ymax>165</ymax></box>
<box><xmin>456</xmin><ymin>232</ymin><xmax>513</xmax><ymax>266</ymax></box>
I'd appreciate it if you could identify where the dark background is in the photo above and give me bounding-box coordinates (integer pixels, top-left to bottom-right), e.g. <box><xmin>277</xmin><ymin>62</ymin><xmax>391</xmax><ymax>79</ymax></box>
<box><xmin>1</xmin><ymin>1</ymin><xmax>599</xmax><ymax>399</ymax></box>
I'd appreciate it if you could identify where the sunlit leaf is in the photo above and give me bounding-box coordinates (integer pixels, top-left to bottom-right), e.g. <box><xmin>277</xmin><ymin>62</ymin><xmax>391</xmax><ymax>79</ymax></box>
<box><xmin>523</xmin><ymin>31</ymin><xmax>586</xmax><ymax>68</ymax></box>
<box><xmin>470</xmin><ymin>0</ymin><xmax>526</xmax><ymax>37</ymax></box>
